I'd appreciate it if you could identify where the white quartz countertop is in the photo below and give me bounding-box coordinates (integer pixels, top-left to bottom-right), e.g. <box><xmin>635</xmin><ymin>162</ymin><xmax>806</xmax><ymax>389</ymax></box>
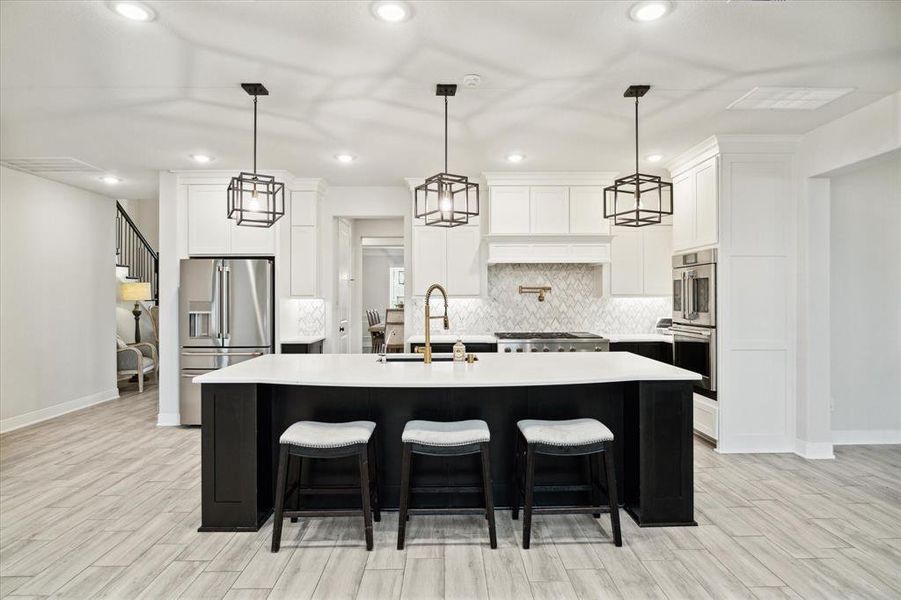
<box><xmin>280</xmin><ymin>336</ymin><xmax>326</xmax><ymax>345</ymax></box>
<box><xmin>406</xmin><ymin>334</ymin><xmax>498</xmax><ymax>345</ymax></box>
<box><xmin>601</xmin><ymin>333</ymin><xmax>674</xmax><ymax>344</ymax></box>
<box><xmin>194</xmin><ymin>352</ymin><xmax>700</xmax><ymax>387</ymax></box>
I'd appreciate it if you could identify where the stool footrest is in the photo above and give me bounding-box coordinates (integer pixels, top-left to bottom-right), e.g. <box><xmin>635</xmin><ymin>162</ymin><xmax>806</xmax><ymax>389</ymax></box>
<box><xmin>531</xmin><ymin>483</ymin><xmax>597</xmax><ymax>493</ymax></box>
<box><xmin>411</xmin><ymin>485</ymin><xmax>484</xmax><ymax>494</ymax></box>
<box><xmin>284</xmin><ymin>509</ymin><xmax>364</xmax><ymax>518</ymax></box>
<box><xmin>531</xmin><ymin>506</ymin><xmax>611</xmax><ymax>515</ymax></box>
<box><xmin>297</xmin><ymin>486</ymin><xmax>362</xmax><ymax>495</ymax></box>
<box><xmin>408</xmin><ymin>507</ymin><xmax>488</xmax><ymax>516</ymax></box>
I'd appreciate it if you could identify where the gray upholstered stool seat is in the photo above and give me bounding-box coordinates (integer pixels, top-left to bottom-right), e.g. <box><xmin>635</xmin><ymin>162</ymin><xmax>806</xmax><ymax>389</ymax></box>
<box><xmin>517</xmin><ymin>418</ymin><xmax>613</xmax><ymax>447</ymax></box>
<box><xmin>402</xmin><ymin>419</ymin><xmax>490</xmax><ymax>447</ymax></box>
<box><xmin>279</xmin><ymin>420</ymin><xmax>376</xmax><ymax>449</ymax></box>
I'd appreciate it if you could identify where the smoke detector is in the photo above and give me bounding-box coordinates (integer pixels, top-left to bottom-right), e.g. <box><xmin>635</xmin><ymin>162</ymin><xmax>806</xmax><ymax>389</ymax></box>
<box><xmin>462</xmin><ymin>74</ymin><xmax>482</xmax><ymax>88</ymax></box>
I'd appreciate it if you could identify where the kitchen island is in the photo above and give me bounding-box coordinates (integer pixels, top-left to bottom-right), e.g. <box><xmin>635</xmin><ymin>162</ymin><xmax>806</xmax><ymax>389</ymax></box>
<box><xmin>195</xmin><ymin>352</ymin><xmax>700</xmax><ymax>531</ymax></box>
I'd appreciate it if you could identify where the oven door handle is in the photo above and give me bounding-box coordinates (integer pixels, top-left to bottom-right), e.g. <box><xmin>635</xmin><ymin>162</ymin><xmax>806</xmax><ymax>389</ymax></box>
<box><xmin>681</xmin><ymin>272</ymin><xmax>688</xmax><ymax>320</ymax></box>
<box><xmin>686</xmin><ymin>270</ymin><xmax>696</xmax><ymax>320</ymax></box>
<box><xmin>672</xmin><ymin>329</ymin><xmax>711</xmax><ymax>340</ymax></box>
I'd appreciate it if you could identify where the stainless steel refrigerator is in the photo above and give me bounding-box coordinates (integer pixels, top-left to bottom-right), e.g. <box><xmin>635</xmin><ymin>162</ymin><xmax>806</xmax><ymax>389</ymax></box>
<box><xmin>179</xmin><ymin>257</ymin><xmax>274</xmax><ymax>424</ymax></box>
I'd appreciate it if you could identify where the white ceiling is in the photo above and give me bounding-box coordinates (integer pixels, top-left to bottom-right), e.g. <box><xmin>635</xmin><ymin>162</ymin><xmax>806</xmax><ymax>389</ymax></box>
<box><xmin>1</xmin><ymin>1</ymin><xmax>899</xmax><ymax>200</ymax></box>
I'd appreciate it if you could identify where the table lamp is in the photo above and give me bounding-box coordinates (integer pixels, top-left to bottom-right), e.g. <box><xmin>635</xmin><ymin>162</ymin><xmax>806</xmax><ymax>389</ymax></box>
<box><xmin>119</xmin><ymin>282</ymin><xmax>153</xmax><ymax>343</ymax></box>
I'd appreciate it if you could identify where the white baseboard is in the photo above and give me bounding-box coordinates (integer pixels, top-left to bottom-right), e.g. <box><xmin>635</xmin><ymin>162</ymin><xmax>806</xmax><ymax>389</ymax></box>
<box><xmin>832</xmin><ymin>429</ymin><xmax>901</xmax><ymax>446</ymax></box>
<box><xmin>794</xmin><ymin>439</ymin><xmax>835</xmax><ymax>459</ymax></box>
<box><xmin>0</xmin><ymin>388</ymin><xmax>120</xmax><ymax>434</ymax></box>
<box><xmin>157</xmin><ymin>412</ymin><xmax>181</xmax><ymax>427</ymax></box>
<box><xmin>715</xmin><ymin>433</ymin><xmax>794</xmax><ymax>454</ymax></box>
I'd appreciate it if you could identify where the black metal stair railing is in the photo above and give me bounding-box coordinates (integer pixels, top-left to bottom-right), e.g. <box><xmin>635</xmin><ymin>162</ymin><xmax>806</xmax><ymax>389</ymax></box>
<box><xmin>116</xmin><ymin>201</ymin><xmax>159</xmax><ymax>304</ymax></box>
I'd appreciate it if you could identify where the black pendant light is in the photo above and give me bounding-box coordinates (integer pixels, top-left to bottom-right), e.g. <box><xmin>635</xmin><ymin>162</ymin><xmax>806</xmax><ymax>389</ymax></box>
<box><xmin>604</xmin><ymin>85</ymin><xmax>672</xmax><ymax>227</ymax></box>
<box><xmin>414</xmin><ymin>84</ymin><xmax>479</xmax><ymax>227</ymax></box>
<box><xmin>227</xmin><ymin>83</ymin><xmax>285</xmax><ymax>228</ymax></box>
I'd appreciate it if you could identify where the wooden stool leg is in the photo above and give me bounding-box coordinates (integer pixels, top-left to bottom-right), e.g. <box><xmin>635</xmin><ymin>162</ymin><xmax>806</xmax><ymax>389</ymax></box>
<box><xmin>522</xmin><ymin>444</ymin><xmax>536</xmax><ymax>550</ymax></box>
<box><xmin>358</xmin><ymin>448</ymin><xmax>374</xmax><ymax>551</ymax></box>
<box><xmin>479</xmin><ymin>443</ymin><xmax>498</xmax><ymax>549</ymax></box>
<box><xmin>602</xmin><ymin>446</ymin><xmax>622</xmax><ymax>547</ymax></box>
<box><xmin>396</xmin><ymin>443</ymin><xmax>413</xmax><ymax>550</ymax></box>
<box><xmin>271</xmin><ymin>445</ymin><xmax>290</xmax><ymax>552</ymax></box>
<box><xmin>511</xmin><ymin>434</ymin><xmax>521</xmax><ymax>521</ymax></box>
<box><xmin>587</xmin><ymin>454</ymin><xmax>601</xmax><ymax>518</ymax></box>
<box><xmin>368</xmin><ymin>439</ymin><xmax>381</xmax><ymax>522</ymax></box>
<box><xmin>291</xmin><ymin>456</ymin><xmax>304</xmax><ymax>523</ymax></box>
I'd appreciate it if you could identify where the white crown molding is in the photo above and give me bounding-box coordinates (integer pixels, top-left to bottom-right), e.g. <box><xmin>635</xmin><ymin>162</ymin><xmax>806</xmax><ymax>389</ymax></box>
<box><xmin>481</xmin><ymin>171</ymin><xmax>619</xmax><ymax>187</ymax></box>
<box><xmin>666</xmin><ymin>135</ymin><xmax>802</xmax><ymax>175</ymax></box>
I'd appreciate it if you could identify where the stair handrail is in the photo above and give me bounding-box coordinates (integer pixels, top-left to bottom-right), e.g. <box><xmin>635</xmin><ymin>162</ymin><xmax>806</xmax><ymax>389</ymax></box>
<box><xmin>116</xmin><ymin>201</ymin><xmax>159</xmax><ymax>304</ymax></box>
<box><xmin>116</xmin><ymin>202</ymin><xmax>158</xmax><ymax>261</ymax></box>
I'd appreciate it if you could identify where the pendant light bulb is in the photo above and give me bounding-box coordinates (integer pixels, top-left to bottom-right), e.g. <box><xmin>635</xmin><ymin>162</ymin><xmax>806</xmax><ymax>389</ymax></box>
<box><xmin>439</xmin><ymin>190</ymin><xmax>453</xmax><ymax>214</ymax></box>
<box><xmin>248</xmin><ymin>191</ymin><xmax>260</xmax><ymax>212</ymax></box>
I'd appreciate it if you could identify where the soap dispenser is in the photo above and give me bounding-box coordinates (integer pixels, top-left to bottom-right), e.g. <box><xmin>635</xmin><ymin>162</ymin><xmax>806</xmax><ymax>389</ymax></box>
<box><xmin>453</xmin><ymin>338</ymin><xmax>466</xmax><ymax>362</ymax></box>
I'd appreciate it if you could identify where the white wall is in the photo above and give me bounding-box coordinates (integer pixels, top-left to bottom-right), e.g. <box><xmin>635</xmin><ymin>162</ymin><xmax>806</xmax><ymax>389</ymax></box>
<box><xmin>796</xmin><ymin>91</ymin><xmax>901</xmax><ymax>456</ymax></box>
<box><xmin>829</xmin><ymin>152</ymin><xmax>901</xmax><ymax>444</ymax></box>
<box><xmin>0</xmin><ymin>166</ymin><xmax>118</xmax><ymax>432</ymax></box>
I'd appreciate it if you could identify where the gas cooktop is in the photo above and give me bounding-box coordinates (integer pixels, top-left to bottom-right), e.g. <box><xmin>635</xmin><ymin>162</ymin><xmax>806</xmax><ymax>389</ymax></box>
<box><xmin>495</xmin><ymin>331</ymin><xmax>606</xmax><ymax>340</ymax></box>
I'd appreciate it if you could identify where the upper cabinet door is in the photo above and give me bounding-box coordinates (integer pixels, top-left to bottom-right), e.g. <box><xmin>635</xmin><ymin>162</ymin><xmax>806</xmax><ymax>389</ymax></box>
<box><xmin>289</xmin><ymin>227</ymin><xmax>317</xmax><ymax>296</ymax></box>
<box><xmin>529</xmin><ymin>187</ymin><xmax>569</xmax><ymax>234</ymax></box>
<box><xmin>291</xmin><ymin>190</ymin><xmax>317</xmax><ymax>227</ymax></box>
<box><xmin>188</xmin><ymin>185</ymin><xmax>230</xmax><ymax>255</ymax></box>
<box><xmin>569</xmin><ymin>186</ymin><xmax>610</xmax><ymax>234</ymax></box>
<box><xmin>610</xmin><ymin>226</ymin><xmax>644</xmax><ymax>296</ymax></box>
<box><xmin>642</xmin><ymin>226</ymin><xmax>673</xmax><ymax>296</ymax></box>
<box><xmin>446</xmin><ymin>226</ymin><xmax>481</xmax><ymax>296</ymax></box>
<box><xmin>671</xmin><ymin>172</ymin><xmax>695</xmax><ymax>253</ymax></box>
<box><xmin>230</xmin><ymin>219</ymin><xmax>276</xmax><ymax>255</ymax></box>
<box><xmin>412</xmin><ymin>226</ymin><xmax>446</xmax><ymax>296</ymax></box>
<box><xmin>489</xmin><ymin>186</ymin><xmax>530</xmax><ymax>234</ymax></box>
<box><xmin>693</xmin><ymin>157</ymin><xmax>718</xmax><ymax>248</ymax></box>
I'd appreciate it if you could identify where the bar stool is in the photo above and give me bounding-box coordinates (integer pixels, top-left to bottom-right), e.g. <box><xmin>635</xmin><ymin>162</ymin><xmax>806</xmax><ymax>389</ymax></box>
<box><xmin>511</xmin><ymin>418</ymin><xmax>622</xmax><ymax>549</ymax></box>
<box><xmin>397</xmin><ymin>420</ymin><xmax>497</xmax><ymax>549</ymax></box>
<box><xmin>271</xmin><ymin>420</ymin><xmax>380</xmax><ymax>552</ymax></box>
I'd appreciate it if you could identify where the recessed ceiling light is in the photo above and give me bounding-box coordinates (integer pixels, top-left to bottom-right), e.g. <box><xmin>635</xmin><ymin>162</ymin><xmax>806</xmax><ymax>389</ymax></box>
<box><xmin>190</xmin><ymin>153</ymin><xmax>213</xmax><ymax>163</ymax></box>
<box><xmin>100</xmin><ymin>175</ymin><xmax>121</xmax><ymax>184</ymax></box>
<box><xmin>371</xmin><ymin>1</ymin><xmax>411</xmax><ymax>23</ymax></box>
<box><xmin>109</xmin><ymin>1</ymin><xmax>155</xmax><ymax>22</ymax></box>
<box><xmin>505</xmin><ymin>153</ymin><xmax>526</xmax><ymax>163</ymax></box>
<box><xmin>335</xmin><ymin>153</ymin><xmax>356</xmax><ymax>164</ymax></box>
<box><xmin>727</xmin><ymin>87</ymin><xmax>855</xmax><ymax>110</ymax></box>
<box><xmin>629</xmin><ymin>1</ymin><xmax>671</xmax><ymax>22</ymax></box>
<box><xmin>646</xmin><ymin>154</ymin><xmax>663</xmax><ymax>163</ymax></box>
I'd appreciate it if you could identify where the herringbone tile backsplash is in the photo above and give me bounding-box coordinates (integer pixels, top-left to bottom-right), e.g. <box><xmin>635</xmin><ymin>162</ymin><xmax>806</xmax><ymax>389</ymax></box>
<box><xmin>410</xmin><ymin>264</ymin><xmax>670</xmax><ymax>335</ymax></box>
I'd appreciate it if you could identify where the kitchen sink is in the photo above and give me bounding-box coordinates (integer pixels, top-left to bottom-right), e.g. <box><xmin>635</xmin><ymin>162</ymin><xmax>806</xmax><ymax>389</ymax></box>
<box><xmin>379</xmin><ymin>353</ymin><xmax>456</xmax><ymax>362</ymax></box>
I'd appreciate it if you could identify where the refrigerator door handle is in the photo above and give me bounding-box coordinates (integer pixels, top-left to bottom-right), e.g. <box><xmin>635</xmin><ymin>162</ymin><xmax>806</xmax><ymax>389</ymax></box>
<box><xmin>221</xmin><ymin>266</ymin><xmax>231</xmax><ymax>340</ymax></box>
<box><xmin>215</xmin><ymin>264</ymin><xmax>224</xmax><ymax>341</ymax></box>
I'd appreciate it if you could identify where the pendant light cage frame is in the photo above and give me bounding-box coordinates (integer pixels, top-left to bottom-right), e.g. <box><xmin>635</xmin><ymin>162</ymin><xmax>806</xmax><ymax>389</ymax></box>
<box><xmin>603</xmin><ymin>85</ymin><xmax>673</xmax><ymax>227</ymax></box>
<box><xmin>228</xmin><ymin>83</ymin><xmax>285</xmax><ymax>228</ymax></box>
<box><xmin>414</xmin><ymin>84</ymin><xmax>480</xmax><ymax>228</ymax></box>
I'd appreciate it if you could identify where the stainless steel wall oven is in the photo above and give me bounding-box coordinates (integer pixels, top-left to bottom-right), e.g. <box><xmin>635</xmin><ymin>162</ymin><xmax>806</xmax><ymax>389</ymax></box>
<box><xmin>672</xmin><ymin>249</ymin><xmax>716</xmax><ymax>399</ymax></box>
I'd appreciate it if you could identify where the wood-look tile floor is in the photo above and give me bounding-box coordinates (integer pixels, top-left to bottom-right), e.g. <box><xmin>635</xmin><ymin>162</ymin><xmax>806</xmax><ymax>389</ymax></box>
<box><xmin>2</xmin><ymin>386</ymin><xmax>900</xmax><ymax>599</ymax></box>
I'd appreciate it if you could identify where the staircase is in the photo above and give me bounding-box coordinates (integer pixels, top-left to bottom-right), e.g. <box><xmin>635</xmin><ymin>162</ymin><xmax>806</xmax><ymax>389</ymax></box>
<box><xmin>116</xmin><ymin>202</ymin><xmax>158</xmax><ymax>304</ymax></box>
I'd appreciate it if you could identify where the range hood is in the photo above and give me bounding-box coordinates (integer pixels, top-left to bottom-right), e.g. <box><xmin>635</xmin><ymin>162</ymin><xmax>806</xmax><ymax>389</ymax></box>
<box><xmin>486</xmin><ymin>237</ymin><xmax>611</xmax><ymax>264</ymax></box>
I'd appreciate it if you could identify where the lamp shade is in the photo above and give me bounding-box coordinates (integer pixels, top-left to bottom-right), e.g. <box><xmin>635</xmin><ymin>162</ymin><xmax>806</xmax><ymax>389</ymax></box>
<box><xmin>119</xmin><ymin>281</ymin><xmax>152</xmax><ymax>302</ymax></box>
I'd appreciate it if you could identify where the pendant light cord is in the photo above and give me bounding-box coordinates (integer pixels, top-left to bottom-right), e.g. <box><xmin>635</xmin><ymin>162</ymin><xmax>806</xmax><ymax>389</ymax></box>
<box><xmin>253</xmin><ymin>95</ymin><xmax>258</xmax><ymax>174</ymax></box>
<box><xmin>444</xmin><ymin>95</ymin><xmax>448</xmax><ymax>174</ymax></box>
<box><xmin>634</xmin><ymin>96</ymin><xmax>639</xmax><ymax>177</ymax></box>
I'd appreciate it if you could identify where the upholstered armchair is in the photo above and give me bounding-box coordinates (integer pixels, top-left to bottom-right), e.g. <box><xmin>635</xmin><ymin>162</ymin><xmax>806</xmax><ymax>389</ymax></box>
<box><xmin>116</xmin><ymin>337</ymin><xmax>158</xmax><ymax>392</ymax></box>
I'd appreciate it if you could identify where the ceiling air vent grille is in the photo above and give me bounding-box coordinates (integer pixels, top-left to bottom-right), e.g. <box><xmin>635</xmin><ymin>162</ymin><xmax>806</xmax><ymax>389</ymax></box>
<box><xmin>0</xmin><ymin>157</ymin><xmax>102</xmax><ymax>174</ymax></box>
<box><xmin>727</xmin><ymin>87</ymin><xmax>854</xmax><ymax>110</ymax></box>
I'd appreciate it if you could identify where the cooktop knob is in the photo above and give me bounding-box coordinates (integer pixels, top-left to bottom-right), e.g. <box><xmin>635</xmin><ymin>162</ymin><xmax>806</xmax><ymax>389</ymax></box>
<box><xmin>516</xmin><ymin>348</ymin><xmax>523</xmax><ymax>352</ymax></box>
<box><xmin>531</xmin><ymin>348</ymin><xmax>538</xmax><ymax>352</ymax></box>
<box><xmin>570</xmin><ymin>347</ymin><xmax>577</xmax><ymax>352</ymax></box>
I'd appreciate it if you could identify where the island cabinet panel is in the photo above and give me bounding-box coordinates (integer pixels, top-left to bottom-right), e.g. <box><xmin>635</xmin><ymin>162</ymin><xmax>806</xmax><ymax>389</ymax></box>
<box><xmin>200</xmin><ymin>379</ymin><xmax>695</xmax><ymax>531</ymax></box>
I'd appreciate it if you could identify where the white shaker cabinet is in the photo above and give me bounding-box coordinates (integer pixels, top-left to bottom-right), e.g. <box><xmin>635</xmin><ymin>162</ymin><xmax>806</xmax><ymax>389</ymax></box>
<box><xmin>288</xmin><ymin>190</ymin><xmax>318</xmax><ymax>297</ymax></box>
<box><xmin>610</xmin><ymin>225</ymin><xmax>672</xmax><ymax>296</ymax></box>
<box><xmin>569</xmin><ymin>186</ymin><xmax>610</xmax><ymax>235</ymax></box>
<box><xmin>412</xmin><ymin>226</ymin><xmax>447</xmax><ymax>295</ymax></box>
<box><xmin>489</xmin><ymin>186</ymin><xmax>530</xmax><ymax>234</ymax></box>
<box><xmin>187</xmin><ymin>183</ymin><xmax>275</xmax><ymax>255</ymax></box>
<box><xmin>187</xmin><ymin>185</ymin><xmax>230</xmax><ymax>255</ymax></box>
<box><xmin>446</xmin><ymin>226</ymin><xmax>481</xmax><ymax>296</ymax></box>
<box><xmin>529</xmin><ymin>187</ymin><xmax>569</xmax><ymax>234</ymax></box>
<box><xmin>412</xmin><ymin>225</ymin><xmax>481</xmax><ymax>297</ymax></box>
<box><xmin>672</xmin><ymin>156</ymin><xmax>717</xmax><ymax>253</ymax></box>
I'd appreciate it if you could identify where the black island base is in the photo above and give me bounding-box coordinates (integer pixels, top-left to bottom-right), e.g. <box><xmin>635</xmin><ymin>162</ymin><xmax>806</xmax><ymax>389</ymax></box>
<box><xmin>200</xmin><ymin>380</ymin><xmax>695</xmax><ymax>531</ymax></box>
